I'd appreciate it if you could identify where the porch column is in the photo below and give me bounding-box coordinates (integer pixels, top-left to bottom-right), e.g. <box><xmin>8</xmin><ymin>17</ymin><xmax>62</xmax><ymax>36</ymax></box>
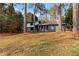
<box><xmin>44</xmin><ymin>25</ymin><xmax>45</xmax><ymax>32</ymax></box>
<box><xmin>44</xmin><ymin>25</ymin><xmax>46</xmax><ymax>32</ymax></box>
<box><xmin>38</xmin><ymin>25</ymin><xmax>39</xmax><ymax>32</ymax></box>
<box><xmin>39</xmin><ymin>26</ymin><xmax>41</xmax><ymax>31</ymax></box>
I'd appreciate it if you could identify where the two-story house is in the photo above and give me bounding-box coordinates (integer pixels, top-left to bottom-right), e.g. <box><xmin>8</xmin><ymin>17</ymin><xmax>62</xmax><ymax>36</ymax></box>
<box><xmin>26</xmin><ymin>13</ymin><xmax>66</xmax><ymax>32</ymax></box>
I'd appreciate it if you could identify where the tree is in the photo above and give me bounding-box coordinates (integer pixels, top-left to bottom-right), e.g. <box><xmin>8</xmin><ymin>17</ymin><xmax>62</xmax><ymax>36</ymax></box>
<box><xmin>50</xmin><ymin>4</ymin><xmax>58</xmax><ymax>24</ymax></box>
<box><xmin>0</xmin><ymin>3</ymin><xmax>24</xmax><ymax>33</ymax></box>
<box><xmin>0</xmin><ymin>11</ymin><xmax>23</xmax><ymax>33</ymax></box>
<box><xmin>15</xmin><ymin>12</ymin><xmax>23</xmax><ymax>32</ymax></box>
<box><xmin>29</xmin><ymin>3</ymin><xmax>45</xmax><ymax>21</ymax></box>
<box><xmin>0</xmin><ymin>3</ymin><xmax>7</xmax><ymax>16</ymax></box>
<box><xmin>0</xmin><ymin>15</ymin><xmax>5</xmax><ymax>32</ymax></box>
<box><xmin>64</xmin><ymin>4</ymin><xmax>72</xmax><ymax>31</ymax></box>
<box><xmin>23</xmin><ymin>3</ymin><xmax>27</xmax><ymax>32</ymax></box>
<box><xmin>57</xmin><ymin>3</ymin><xmax>62</xmax><ymax>31</ymax></box>
<box><xmin>50</xmin><ymin>3</ymin><xmax>68</xmax><ymax>31</ymax></box>
<box><xmin>5</xmin><ymin>3</ymin><xmax>15</xmax><ymax>16</ymax></box>
<box><xmin>29</xmin><ymin>3</ymin><xmax>46</xmax><ymax>30</ymax></box>
<box><xmin>43</xmin><ymin>9</ymin><xmax>49</xmax><ymax>21</ymax></box>
<box><xmin>26</xmin><ymin>13</ymin><xmax>38</xmax><ymax>22</ymax></box>
<box><xmin>72</xmin><ymin>3</ymin><xmax>79</xmax><ymax>32</ymax></box>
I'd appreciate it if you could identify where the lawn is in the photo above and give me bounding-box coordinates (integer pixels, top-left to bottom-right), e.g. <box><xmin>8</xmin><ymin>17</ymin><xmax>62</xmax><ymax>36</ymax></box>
<box><xmin>0</xmin><ymin>32</ymin><xmax>79</xmax><ymax>56</ymax></box>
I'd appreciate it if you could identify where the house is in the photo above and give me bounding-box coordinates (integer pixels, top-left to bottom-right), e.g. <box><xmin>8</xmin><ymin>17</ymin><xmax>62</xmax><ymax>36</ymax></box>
<box><xmin>35</xmin><ymin>23</ymin><xmax>58</xmax><ymax>32</ymax></box>
<box><xmin>26</xmin><ymin>21</ymin><xmax>66</xmax><ymax>32</ymax></box>
<box><xmin>26</xmin><ymin>13</ymin><xmax>39</xmax><ymax>32</ymax></box>
<box><xmin>26</xmin><ymin>21</ymin><xmax>39</xmax><ymax>32</ymax></box>
<box><xmin>26</xmin><ymin>13</ymin><xmax>66</xmax><ymax>32</ymax></box>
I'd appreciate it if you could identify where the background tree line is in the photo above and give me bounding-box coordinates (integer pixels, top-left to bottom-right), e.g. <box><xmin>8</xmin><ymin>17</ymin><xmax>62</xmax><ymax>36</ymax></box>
<box><xmin>0</xmin><ymin>3</ymin><xmax>24</xmax><ymax>33</ymax></box>
<box><xmin>0</xmin><ymin>3</ymin><xmax>47</xmax><ymax>33</ymax></box>
<box><xmin>0</xmin><ymin>3</ymin><xmax>77</xmax><ymax>33</ymax></box>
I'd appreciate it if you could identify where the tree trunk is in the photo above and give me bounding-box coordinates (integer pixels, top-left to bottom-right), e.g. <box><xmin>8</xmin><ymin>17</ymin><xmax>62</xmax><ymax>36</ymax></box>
<box><xmin>23</xmin><ymin>3</ymin><xmax>27</xmax><ymax>32</ymax></box>
<box><xmin>73</xmin><ymin>3</ymin><xmax>79</xmax><ymax>32</ymax></box>
<box><xmin>58</xmin><ymin>3</ymin><xmax>62</xmax><ymax>31</ymax></box>
<box><xmin>33</xmin><ymin>4</ymin><xmax>36</xmax><ymax>31</ymax></box>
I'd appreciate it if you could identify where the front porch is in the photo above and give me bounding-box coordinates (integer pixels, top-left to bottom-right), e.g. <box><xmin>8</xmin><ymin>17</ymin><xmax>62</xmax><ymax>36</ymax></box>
<box><xmin>35</xmin><ymin>24</ymin><xmax>58</xmax><ymax>32</ymax></box>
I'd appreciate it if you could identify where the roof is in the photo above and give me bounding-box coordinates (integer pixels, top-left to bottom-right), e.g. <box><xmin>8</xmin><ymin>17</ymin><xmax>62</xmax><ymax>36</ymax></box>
<box><xmin>27</xmin><ymin>21</ymin><xmax>34</xmax><ymax>23</ymax></box>
<box><xmin>35</xmin><ymin>23</ymin><xmax>66</xmax><ymax>26</ymax></box>
<box><xmin>36</xmin><ymin>23</ymin><xmax>58</xmax><ymax>26</ymax></box>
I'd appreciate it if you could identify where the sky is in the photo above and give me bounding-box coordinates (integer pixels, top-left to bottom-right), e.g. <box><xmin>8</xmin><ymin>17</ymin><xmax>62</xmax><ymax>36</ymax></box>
<box><xmin>15</xmin><ymin>3</ymin><xmax>53</xmax><ymax>14</ymax></box>
<box><xmin>14</xmin><ymin>3</ymin><xmax>70</xmax><ymax>20</ymax></box>
<box><xmin>14</xmin><ymin>3</ymin><xmax>53</xmax><ymax>20</ymax></box>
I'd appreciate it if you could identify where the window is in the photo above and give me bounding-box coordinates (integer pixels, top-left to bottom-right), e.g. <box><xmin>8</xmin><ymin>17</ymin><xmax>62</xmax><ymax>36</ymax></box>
<box><xmin>30</xmin><ymin>23</ymin><xmax>33</xmax><ymax>25</ymax></box>
<box><xmin>31</xmin><ymin>27</ymin><xmax>33</xmax><ymax>31</ymax></box>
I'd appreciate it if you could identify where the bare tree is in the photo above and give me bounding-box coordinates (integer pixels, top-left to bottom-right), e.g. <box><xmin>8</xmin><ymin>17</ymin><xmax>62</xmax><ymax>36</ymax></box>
<box><xmin>50</xmin><ymin>3</ymin><xmax>67</xmax><ymax>31</ymax></box>
<box><xmin>58</xmin><ymin>3</ymin><xmax>62</xmax><ymax>31</ymax></box>
<box><xmin>29</xmin><ymin>3</ymin><xmax>46</xmax><ymax>31</ymax></box>
<box><xmin>73</xmin><ymin>3</ymin><xmax>79</xmax><ymax>32</ymax></box>
<box><xmin>23</xmin><ymin>3</ymin><xmax>27</xmax><ymax>32</ymax></box>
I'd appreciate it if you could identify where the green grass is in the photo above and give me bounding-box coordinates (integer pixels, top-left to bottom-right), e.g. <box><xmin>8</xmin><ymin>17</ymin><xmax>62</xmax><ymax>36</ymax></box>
<box><xmin>0</xmin><ymin>32</ymin><xmax>79</xmax><ymax>56</ymax></box>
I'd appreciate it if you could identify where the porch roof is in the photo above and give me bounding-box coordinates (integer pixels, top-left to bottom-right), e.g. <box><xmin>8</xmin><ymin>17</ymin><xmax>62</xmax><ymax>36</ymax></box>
<box><xmin>35</xmin><ymin>23</ymin><xmax>58</xmax><ymax>26</ymax></box>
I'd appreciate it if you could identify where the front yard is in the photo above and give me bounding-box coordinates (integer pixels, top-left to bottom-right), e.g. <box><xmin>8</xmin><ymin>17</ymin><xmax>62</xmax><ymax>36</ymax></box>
<box><xmin>0</xmin><ymin>32</ymin><xmax>79</xmax><ymax>56</ymax></box>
